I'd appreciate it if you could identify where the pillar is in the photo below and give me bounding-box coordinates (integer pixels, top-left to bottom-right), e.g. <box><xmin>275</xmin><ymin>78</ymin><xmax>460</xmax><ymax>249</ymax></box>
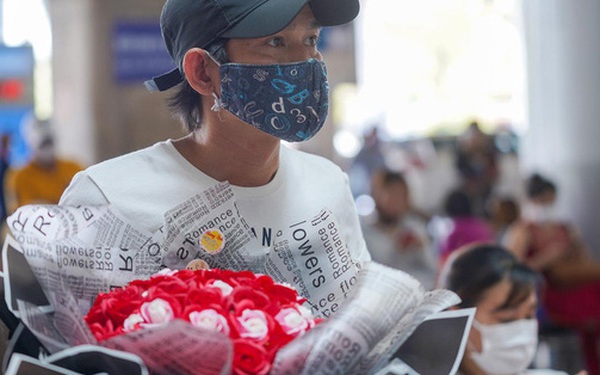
<box><xmin>521</xmin><ymin>0</ymin><xmax>600</xmax><ymax>255</ymax></box>
<box><xmin>48</xmin><ymin>0</ymin><xmax>184</xmax><ymax>167</ymax></box>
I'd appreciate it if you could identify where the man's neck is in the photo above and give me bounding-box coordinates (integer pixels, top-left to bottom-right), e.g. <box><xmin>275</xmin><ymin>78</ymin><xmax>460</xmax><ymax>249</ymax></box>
<box><xmin>173</xmin><ymin>113</ymin><xmax>280</xmax><ymax>187</ymax></box>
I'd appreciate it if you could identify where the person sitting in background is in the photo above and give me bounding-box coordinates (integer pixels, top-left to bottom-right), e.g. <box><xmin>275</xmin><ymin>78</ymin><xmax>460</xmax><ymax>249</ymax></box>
<box><xmin>488</xmin><ymin>195</ymin><xmax>520</xmax><ymax>244</ymax></box>
<box><xmin>350</xmin><ymin>126</ymin><xmax>387</xmax><ymax>197</ymax></box>
<box><xmin>440</xmin><ymin>243</ymin><xmax>575</xmax><ymax>375</ymax></box>
<box><xmin>504</xmin><ymin>173</ymin><xmax>600</xmax><ymax>375</ymax></box>
<box><xmin>438</xmin><ymin>188</ymin><xmax>494</xmax><ymax>269</ymax></box>
<box><xmin>5</xmin><ymin>116</ymin><xmax>83</xmax><ymax>213</ymax></box>
<box><xmin>454</xmin><ymin>121</ymin><xmax>499</xmax><ymax>218</ymax></box>
<box><xmin>361</xmin><ymin>169</ymin><xmax>437</xmax><ymax>289</ymax></box>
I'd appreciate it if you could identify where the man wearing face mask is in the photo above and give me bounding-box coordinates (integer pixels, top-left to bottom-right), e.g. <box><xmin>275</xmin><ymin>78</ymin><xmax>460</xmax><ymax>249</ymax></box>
<box><xmin>59</xmin><ymin>0</ymin><xmax>370</xmax><ymax>303</ymax></box>
<box><xmin>5</xmin><ymin>116</ymin><xmax>83</xmax><ymax>214</ymax></box>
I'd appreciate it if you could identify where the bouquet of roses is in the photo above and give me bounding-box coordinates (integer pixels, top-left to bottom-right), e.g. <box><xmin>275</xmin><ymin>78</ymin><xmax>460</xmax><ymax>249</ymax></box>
<box><xmin>84</xmin><ymin>268</ymin><xmax>321</xmax><ymax>375</ymax></box>
<box><xmin>3</xmin><ymin>203</ymin><xmax>464</xmax><ymax>375</ymax></box>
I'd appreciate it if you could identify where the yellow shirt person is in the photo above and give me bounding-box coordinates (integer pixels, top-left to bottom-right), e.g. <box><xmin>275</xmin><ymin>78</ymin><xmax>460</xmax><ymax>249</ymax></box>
<box><xmin>6</xmin><ymin>158</ymin><xmax>82</xmax><ymax>210</ymax></box>
<box><xmin>4</xmin><ymin>117</ymin><xmax>83</xmax><ymax>214</ymax></box>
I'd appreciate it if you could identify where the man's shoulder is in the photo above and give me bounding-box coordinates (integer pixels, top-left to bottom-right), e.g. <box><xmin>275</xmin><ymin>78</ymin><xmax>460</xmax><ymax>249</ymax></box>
<box><xmin>85</xmin><ymin>141</ymin><xmax>173</xmax><ymax>180</ymax></box>
<box><xmin>282</xmin><ymin>145</ymin><xmax>344</xmax><ymax>175</ymax></box>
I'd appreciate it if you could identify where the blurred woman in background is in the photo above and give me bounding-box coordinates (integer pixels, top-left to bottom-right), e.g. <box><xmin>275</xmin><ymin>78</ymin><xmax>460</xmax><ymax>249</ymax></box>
<box><xmin>438</xmin><ymin>188</ymin><xmax>494</xmax><ymax>269</ymax></box>
<box><xmin>441</xmin><ymin>243</ymin><xmax>575</xmax><ymax>375</ymax></box>
<box><xmin>504</xmin><ymin>173</ymin><xmax>600</xmax><ymax>375</ymax></box>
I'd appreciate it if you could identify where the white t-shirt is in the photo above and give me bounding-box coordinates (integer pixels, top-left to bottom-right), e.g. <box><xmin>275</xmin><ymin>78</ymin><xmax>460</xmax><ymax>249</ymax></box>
<box><xmin>59</xmin><ymin>140</ymin><xmax>370</xmax><ymax>314</ymax></box>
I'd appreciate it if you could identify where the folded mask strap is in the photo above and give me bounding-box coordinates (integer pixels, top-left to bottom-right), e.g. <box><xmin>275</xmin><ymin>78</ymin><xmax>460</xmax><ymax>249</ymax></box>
<box><xmin>211</xmin><ymin>92</ymin><xmax>224</xmax><ymax>112</ymax></box>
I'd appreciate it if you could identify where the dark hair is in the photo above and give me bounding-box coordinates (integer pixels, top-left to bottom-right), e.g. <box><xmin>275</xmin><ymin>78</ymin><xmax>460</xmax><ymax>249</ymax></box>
<box><xmin>167</xmin><ymin>39</ymin><xmax>230</xmax><ymax>132</ymax></box>
<box><xmin>443</xmin><ymin>244</ymin><xmax>538</xmax><ymax>309</ymax></box>
<box><xmin>371</xmin><ymin>169</ymin><xmax>407</xmax><ymax>194</ymax></box>
<box><xmin>526</xmin><ymin>173</ymin><xmax>556</xmax><ymax>199</ymax></box>
<box><xmin>380</xmin><ymin>170</ymin><xmax>407</xmax><ymax>187</ymax></box>
<box><xmin>444</xmin><ymin>189</ymin><xmax>472</xmax><ymax>217</ymax></box>
<box><xmin>491</xmin><ymin>196</ymin><xmax>520</xmax><ymax>225</ymax></box>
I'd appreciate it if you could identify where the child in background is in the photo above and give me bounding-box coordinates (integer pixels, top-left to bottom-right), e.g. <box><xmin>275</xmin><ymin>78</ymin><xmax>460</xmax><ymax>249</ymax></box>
<box><xmin>361</xmin><ymin>169</ymin><xmax>437</xmax><ymax>289</ymax></box>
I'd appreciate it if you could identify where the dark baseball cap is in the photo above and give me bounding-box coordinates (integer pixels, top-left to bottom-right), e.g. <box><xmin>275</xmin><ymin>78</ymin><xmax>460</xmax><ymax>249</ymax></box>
<box><xmin>145</xmin><ymin>0</ymin><xmax>360</xmax><ymax>92</ymax></box>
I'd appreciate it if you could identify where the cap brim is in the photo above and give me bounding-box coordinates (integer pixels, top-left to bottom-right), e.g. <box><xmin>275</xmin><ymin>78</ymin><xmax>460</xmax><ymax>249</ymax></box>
<box><xmin>144</xmin><ymin>68</ymin><xmax>182</xmax><ymax>92</ymax></box>
<box><xmin>310</xmin><ymin>0</ymin><xmax>360</xmax><ymax>26</ymax></box>
<box><xmin>223</xmin><ymin>0</ymin><xmax>359</xmax><ymax>39</ymax></box>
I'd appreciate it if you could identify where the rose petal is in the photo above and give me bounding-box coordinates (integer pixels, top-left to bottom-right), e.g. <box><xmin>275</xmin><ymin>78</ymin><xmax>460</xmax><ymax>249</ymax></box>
<box><xmin>236</xmin><ymin>309</ymin><xmax>269</xmax><ymax>341</ymax></box>
<box><xmin>140</xmin><ymin>298</ymin><xmax>174</xmax><ymax>324</ymax></box>
<box><xmin>189</xmin><ymin>309</ymin><xmax>230</xmax><ymax>335</ymax></box>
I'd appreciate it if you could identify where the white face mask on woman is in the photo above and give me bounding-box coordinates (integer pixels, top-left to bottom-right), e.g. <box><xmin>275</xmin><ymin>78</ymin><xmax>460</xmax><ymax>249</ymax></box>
<box><xmin>470</xmin><ymin>318</ymin><xmax>538</xmax><ymax>375</ymax></box>
<box><xmin>523</xmin><ymin>203</ymin><xmax>561</xmax><ymax>224</ymax></box>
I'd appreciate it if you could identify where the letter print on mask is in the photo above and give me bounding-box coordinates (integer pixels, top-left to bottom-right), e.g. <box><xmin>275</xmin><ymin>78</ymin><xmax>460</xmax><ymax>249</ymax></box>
<box><xmin>217</xmin><ymin>59</ymin><xmax>329</xmax><ymax>142</ymax></box>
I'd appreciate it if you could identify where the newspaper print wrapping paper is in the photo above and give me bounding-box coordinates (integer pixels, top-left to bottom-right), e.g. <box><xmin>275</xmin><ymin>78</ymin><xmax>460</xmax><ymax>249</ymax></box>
<box><xmin>4</xmin><ymin>181</ymin><xmax>461</xmax><ymax>374</ymax></box>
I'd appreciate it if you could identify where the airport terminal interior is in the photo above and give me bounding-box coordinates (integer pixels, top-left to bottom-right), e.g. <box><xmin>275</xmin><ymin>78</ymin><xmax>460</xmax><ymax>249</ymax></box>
<box><xmin>0</xmin><ymin>0</ymin><xmax>599</xmax><ymax>373</ymax></box>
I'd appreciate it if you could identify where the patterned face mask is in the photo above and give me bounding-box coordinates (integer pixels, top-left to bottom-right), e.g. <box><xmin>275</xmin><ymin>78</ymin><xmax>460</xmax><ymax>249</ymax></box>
<box><xmin>211</xmin><ymin>58</ymin><xmax>329</xmax><ymax>142</ymax></box>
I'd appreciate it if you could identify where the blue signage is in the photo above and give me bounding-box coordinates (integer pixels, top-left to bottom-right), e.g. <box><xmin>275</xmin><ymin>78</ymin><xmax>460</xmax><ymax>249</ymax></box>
<box><xmin>0</xmin><ymin>45</ymin><xmax>34</xmax><ymax>79</ymax></box>
<box><xmin>112</xmin><ymin>21</ymin><xmax>176</xmax><ymax>84</ymax></box>
<box><xmin>0</xmin><ymin>46</ymin><xmax>34</xmax><ymax>167</ymax></box>
<box><xmin>0</xmin><ymin>108</ymin><xmax>34</xmax><ymax>168</ymax></box>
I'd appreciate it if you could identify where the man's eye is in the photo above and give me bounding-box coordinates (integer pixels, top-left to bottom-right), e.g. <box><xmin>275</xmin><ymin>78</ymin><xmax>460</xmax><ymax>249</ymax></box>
<box><xmin>267</xmin><ymin>37</ymin><xmax>284</xmax><ymax>47</ymax></box>
<box><xmin>305</xmin><ymin>35</ymin><xmax>319</xmax><ymax>47</ymax></box>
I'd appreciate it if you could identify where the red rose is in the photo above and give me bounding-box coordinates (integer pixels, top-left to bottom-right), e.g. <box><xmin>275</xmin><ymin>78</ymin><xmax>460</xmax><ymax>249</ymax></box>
<box><xmin>263</xmin><ymin>282</ymin><xmax>301</xmax><ymax>306</ymax></box>
<box><xmin>169</xmin><ymin>268</ymin><xmax>196</xmax><ymax>282</ymax></box>
<box><xmin>104</xmin><ymin>298</ymin><xmax>143</xmax><ymax>326</ymax></box>
<box><xmin>150</xmin><ymin>276</ymin><xmax>189</xmax><ymax>296</ymax></box>
<box><xmin>232</xmin><ymin>339</ymin><xmax>271</xmax><ymax>375</ymax></box>
<box><xmin>141</xmin><ymin>291</ymin><xmax>183</xmax><ymax>318</ymax></box>
<box><xmin>87</xmin><ymin>318</ymin><xmax>124</xmax><ymax>341</ymax></box>
<box><xmin>230</xmin><ymin>286</ymin><xmax>271</xmax><ymax>311</ymax></box>
<box><xmin>185</xmin><ymin>286</ymin><xmax>226</xmax><ymax>308</ymax></box>
<box><xmin>206</xmin><ymin>269</ymin><xmax>257</xmax><ymax>288</ymax></box>
<box><xmin>87</xmin><ymin>287</ymin><xmax>144</xmax><ymax>328</ymax></box>
<box><xmin>263</xmin><ymin>319</ymin><xmax>295</xmax><ymax>355</ymax></box>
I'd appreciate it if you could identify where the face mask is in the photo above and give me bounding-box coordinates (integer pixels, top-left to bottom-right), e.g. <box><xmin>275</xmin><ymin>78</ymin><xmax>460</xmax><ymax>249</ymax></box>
<box><xmin>524</xmin><ymin>203</ymin><xmax>560</xmax><ymax>223</ymax></box>
<box><xmin>470</xmin><ymin>318</ymin><xmax>538</xmax><ymax>375</ymax></box>
<box><xmin>211</xmin><ymin>58</ymin><xmax>329</xmax><ymax>142</ymax></box>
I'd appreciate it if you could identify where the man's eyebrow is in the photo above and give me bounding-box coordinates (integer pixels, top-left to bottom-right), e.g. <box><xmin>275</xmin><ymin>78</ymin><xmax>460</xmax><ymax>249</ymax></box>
<box><xmin>311</xmin><ymin>20</ymin><xmax>322</xmax><ymax>29</ymax></box>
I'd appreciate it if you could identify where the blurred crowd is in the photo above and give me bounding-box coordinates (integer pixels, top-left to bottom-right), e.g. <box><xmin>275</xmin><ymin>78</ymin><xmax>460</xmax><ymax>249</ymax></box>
<box><xmin>353</xmin><ymin>120</ymin><xmax>600</xmax><ymax>375</ymax></box>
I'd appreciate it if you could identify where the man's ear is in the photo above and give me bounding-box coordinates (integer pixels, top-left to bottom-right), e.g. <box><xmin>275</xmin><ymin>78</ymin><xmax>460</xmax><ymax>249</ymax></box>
<box><xmin>182</xmin><ymin>48</ymin><xmax>218</xmax><ymax>95</ymax></box>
